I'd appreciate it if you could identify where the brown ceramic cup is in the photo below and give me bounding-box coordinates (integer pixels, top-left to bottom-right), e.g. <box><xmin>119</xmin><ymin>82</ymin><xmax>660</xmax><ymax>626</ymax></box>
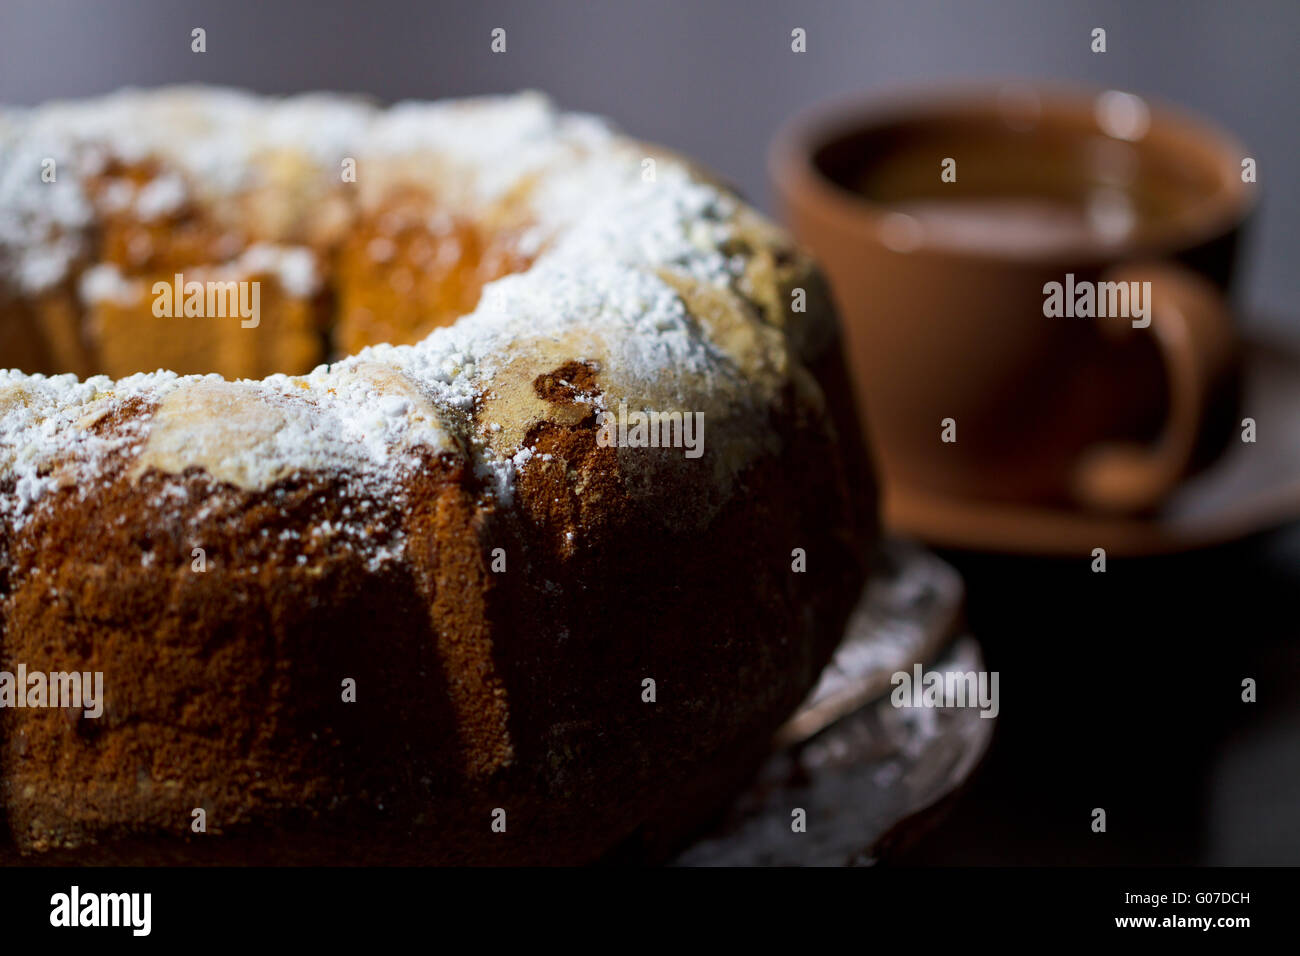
<box><xmin>772</xmin><ymin>84</ymin><xmax>1254</xmax><ymax>514</ymax></box>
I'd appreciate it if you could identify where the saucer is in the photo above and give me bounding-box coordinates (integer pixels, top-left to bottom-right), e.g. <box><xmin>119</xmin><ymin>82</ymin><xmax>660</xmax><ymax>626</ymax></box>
<box><xmin>885</xmin><ymin>334</ymin><xmax>1300</xmax><ymax>556</ymax></box>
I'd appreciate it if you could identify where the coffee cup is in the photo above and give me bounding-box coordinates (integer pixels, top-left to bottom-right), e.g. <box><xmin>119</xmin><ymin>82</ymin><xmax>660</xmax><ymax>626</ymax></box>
<box><xmin>772</xmin><ymin>84</ymin><xmax>1254</xmax><ymax>514</ymax></box>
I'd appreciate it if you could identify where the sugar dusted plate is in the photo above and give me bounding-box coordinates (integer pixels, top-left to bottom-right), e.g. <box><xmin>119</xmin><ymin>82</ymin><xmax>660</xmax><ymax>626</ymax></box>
<box><xmin>677</xmin><ymin>541</ymin><xmax>993</xmax><ymax>865</ymax></box>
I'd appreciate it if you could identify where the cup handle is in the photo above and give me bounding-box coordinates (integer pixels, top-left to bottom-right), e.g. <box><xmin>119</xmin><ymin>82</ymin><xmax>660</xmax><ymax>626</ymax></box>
<box><xmin>1069</xmin><ymin>261</ymin><xmax>1240</xmax><ymax>514</ymax></box>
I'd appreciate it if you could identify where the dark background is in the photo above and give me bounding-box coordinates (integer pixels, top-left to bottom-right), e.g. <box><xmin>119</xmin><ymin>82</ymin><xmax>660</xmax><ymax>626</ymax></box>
<box><xmin>2</xmin><ymin>0</ymin><xmax>1297</xmax><ymax>864</ymax></box>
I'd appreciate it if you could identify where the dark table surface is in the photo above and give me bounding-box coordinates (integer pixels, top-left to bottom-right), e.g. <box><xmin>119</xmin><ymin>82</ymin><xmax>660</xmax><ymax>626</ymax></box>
<box><xmin>892</xmin><ymin>527</ymin><xmax>1300</xmax><ymax>865</ymax></box>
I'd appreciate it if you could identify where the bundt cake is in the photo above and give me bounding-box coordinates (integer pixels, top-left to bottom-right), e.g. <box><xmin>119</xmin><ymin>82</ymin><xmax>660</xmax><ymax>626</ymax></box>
<box><xmin>0</xmin><ymin>88</ymin><xmax>875</xmax><ymax>864</ymax></box>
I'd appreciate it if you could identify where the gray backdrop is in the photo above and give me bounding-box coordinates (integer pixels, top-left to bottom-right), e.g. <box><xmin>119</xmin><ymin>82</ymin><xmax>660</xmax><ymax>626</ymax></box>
<box><xmin>1</xmin><ymin>0</ymin><xmax>1296</xmax><ymax>335</ymax></box>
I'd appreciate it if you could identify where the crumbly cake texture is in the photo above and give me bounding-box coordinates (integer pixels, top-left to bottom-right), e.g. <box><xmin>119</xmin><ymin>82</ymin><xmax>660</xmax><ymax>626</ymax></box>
<box><xmin>0</xmin><ymin>88</ymin><xmax>875</xmax><ymax>864</ymax></box>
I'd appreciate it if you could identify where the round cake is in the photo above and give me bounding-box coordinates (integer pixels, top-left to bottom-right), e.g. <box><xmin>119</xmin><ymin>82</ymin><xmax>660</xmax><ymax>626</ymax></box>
<box><xmin>0</xmin><ymin>88</ymin><xmax>875</xmax><ymax>864</ymax></box>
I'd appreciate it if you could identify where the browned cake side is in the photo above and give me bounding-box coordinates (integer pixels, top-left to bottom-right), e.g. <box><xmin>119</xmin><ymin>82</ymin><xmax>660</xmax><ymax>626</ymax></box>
<box><xmin>0</xmin><ymin>343</ymin><xmax>871</xmax><ymax>865</ymax></box>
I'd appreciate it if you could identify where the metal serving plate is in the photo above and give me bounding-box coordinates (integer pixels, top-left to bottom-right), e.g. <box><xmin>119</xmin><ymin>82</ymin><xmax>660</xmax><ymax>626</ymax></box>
<box><xmin>676</xmin><ymin>540</ymin><xmax>994</xmax><ymax>865</ymax></box>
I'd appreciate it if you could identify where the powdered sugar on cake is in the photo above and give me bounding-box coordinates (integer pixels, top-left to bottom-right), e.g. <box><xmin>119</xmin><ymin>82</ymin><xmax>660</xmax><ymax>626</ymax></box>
<box><xmin>1</xmin><ymin>89</ymin><xmax>812</xmax><ymax>550</ymax></box>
